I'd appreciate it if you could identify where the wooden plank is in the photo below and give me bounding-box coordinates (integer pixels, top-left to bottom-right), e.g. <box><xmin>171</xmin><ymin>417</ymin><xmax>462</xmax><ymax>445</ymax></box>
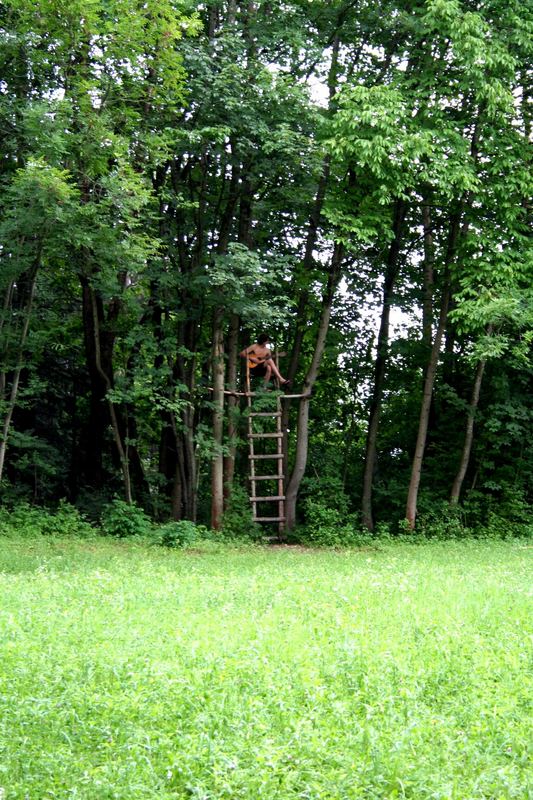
<box><xmin>255</xmin><ymin>516</ymin><xmax>286</xmax><ymax>522</ymax></box>
<box><xmin>251</xmin><ymin>474</ymin><xmax>284</xmax><ymax>480</ymax></box>
<box><xmin>209</xmin><ymin>388</ymin><xmax>311</xmax><ymax>399</ymax></box>
<box><xmin>249</xmin><ymin>453</ymin><xmax>283</xmax><ymax>459</ymax></box>
<box><xmin>248</xmin><ymin>432</ymin><xmax>283</xmax><ymax>439</ymax></box>
<box><xmin>250</xmin><ymin>495</ymin><xmax>285</xmax><ymax>502</ymax></box>
<box><xmin>249</xmin><ymin>412</ymin><xmax>282</xmax><ymax>417</ymax></box>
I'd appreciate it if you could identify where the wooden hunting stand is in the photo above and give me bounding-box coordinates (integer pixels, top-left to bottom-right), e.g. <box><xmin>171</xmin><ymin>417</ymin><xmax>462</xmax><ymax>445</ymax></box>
<box><xmin>245</xmin><ymin>358</ymin><xmax>285</xmax><ymax>534</ymax></box>
<box><xmin>220</xmin><ymin>353</ymin><xmax>309</xmax><ymax>537</ymax></box>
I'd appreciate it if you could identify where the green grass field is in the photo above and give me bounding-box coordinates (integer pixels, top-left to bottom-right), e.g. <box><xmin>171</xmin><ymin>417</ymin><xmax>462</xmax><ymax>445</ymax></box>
<box><xmin>0</xmin><ymin>537</ymin><xmax>531</xmax><ymax>799</ymax></box>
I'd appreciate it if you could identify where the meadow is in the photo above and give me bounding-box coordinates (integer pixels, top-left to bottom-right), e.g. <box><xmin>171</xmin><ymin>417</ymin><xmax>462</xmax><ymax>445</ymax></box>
<box><xmin>0</xmin><ymin>536</ymin><xmax>531</xmax><ymax>799</ymax></box>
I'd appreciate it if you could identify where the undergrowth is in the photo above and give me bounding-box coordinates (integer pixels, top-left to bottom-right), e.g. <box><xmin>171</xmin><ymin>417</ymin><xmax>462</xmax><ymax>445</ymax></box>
<box><xmin>0</xmin><ymin>498</ymin><xmax>530</xmax><ymax>548</ymax></box>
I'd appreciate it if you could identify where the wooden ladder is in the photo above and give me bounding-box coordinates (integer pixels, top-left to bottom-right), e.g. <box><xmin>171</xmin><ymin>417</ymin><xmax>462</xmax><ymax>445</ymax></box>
<box><xmin>246</xmin><ymin>362</ymin><xmax>285</xmax><ymax>535</ymax></box>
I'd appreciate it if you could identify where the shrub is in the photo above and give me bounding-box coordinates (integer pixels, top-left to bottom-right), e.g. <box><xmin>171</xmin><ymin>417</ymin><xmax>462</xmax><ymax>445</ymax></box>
<box><xmin>0</xmin><ymin>501</ymin><xmax>94</xmax><ymax>538</ymax></box>
<box><xmin>481</xmin><ymin>511</ymin><xmax>532</xmax><ymax>540</ymax></box>
<box><xmin>299</xmin><ymin>474</ymin><xmax>351</xmax><ymax>519</ymax></box>
<box><xmin>220</xmin><ymin>485</ymin><xmax>262</xmax><ymax>541</ymax></box>
<box><xmin>415</xmin><ymin>501</ymin><xmax>471</xmax><ymax>539</ymax></box>
<box><xmin>299</xmin><ymin>500</ymin><xmax>370</xmax><ymax>548</ymax></box>
<box><xmin>154</xmin><ymin>520</ymin><xmax>206</xmax><ymax>549</ymax></box>
<box><xmin>414</xmin><ymin>497</ymin><xmax>533</xmax><ymax>540</ymax></box>
<box><xmin>40</xmin><ymin>500</ymin><xmax>95</xmax><ymax>537</ymax></box>
<box><xmin>100</xmin><ymin>499</ymin><xmax>152</xmax><ymax>538</ymax></box>
<box><xmin>0</xmin><ymin>503</ymin><xmax>43</xmax><ymax>536</ymax></box>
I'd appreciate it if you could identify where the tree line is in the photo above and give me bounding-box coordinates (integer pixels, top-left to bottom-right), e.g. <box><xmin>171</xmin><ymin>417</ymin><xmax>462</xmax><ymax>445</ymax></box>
<box><xmin>1</xmin><ymin>0</ymin><xmax>531</xmax><ymax>533</ymax></box>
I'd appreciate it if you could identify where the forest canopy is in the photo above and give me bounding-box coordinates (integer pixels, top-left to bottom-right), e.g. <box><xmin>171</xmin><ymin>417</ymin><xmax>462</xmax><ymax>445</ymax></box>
<box><xmin>1</xmin><ymin>0</ymin><xmax>531</xmax><ymax>535</ymax></box>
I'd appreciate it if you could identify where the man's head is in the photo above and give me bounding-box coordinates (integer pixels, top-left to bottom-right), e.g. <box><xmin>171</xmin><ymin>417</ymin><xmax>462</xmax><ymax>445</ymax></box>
<box><xmin>257</xmin><ymin>333</ymin><xmax>270</xmax><ymax>345</ymax></box>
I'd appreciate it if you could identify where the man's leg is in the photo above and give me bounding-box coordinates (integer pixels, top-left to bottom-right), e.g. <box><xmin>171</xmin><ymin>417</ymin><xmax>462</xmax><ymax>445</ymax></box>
<box><xmin>263</xmin><ymin>362</ymin><xmax>273</xmax><ymax>384</ymax></box>
<box><xmin>267</xmin><ymin>360</ymin><xmax>288</xmax><ymax>384</ymax></box>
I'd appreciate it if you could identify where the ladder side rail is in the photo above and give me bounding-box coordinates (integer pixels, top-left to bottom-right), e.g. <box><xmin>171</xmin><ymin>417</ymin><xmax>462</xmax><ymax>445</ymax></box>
<box><xmin>246</xmin><ymin>360</ymin><xmax>257</xmax><ymax>522</ymax></box>
<box><xmin>276</xmin><ymin>392</ymin><xmax>285</xmax><ymax>536</ymax></box>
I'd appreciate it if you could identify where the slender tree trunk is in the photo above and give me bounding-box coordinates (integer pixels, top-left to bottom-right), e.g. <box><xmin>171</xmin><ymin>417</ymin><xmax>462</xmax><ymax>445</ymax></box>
<box><xmin>442</xmin><ymin>307</ymin><xmax>457</xmax><ymax>387</ymax></box>
<box><xmin>282</xmin><ymin>33</ymin><xmax>339</xmax><ymax>368</ymax></box>
<box><xmin>169</xmin><ymin>411</ymin><xmax>183</xmax><ymax>519</ymax></box>
<box><xmin>361</xmin><ymin>200</ymin><xmax>407</xmax><ymax>531</ymax></box>
<box><xmin>222</xmin><ymin>167</ymin><xmax>253</xmax><ymax>500</ymax></box>
<box><xmin>281</xmin><ymin>160</ymin><xmax>331</xmax><ymax>470</ymax></box>
<box><xmin>182</xmin><ymin>403</ymin><xmax>197</xmax><ymax>520</ymax></box>
<box><xmin>0</xmin><ymin>269</ymin><xmax>37</xmax><ymax>482</ymax></box>
<box><xmin>219</xmin><ymin>158</ymin><xmax>252</xmax><ymax>503</ymax></box>
<box><xmin>223</xmin><ymin>313</ymin><xmax>240</xmax><ymax>501</ymax></box>
<box><xmin>406</xmin><ymin>110</ymin><xmax>481</xmax><ymax>528</ymax></box>
<box><xmin>405</xmin><ymin>285</ymin><xmax>452</xmax><ymax>527</ymax></box>
<box><xmin>158</xmin><ymin>153</ymin><xmax>201</xmax><ymax>518</ymax></box>
<box><xmin>89</xmin><ymin>287</ymin><xmax>133</xmax><ymax>504</ymax></box>
<box><xmin>405</xmin><ymin>215</ymin><xmax>460</xmax><ymax>528</ymax></box>
<box><xmin>450</xmin><ymin>325</ymin><xmax>492</xmax><ymax>504</ymax></box>
<box><xmin>171</xmin><ymin>462</ymin><xmax>183</xmax><ymax>520</ymax></box>
<box><xmin>166</xmin><ymin>358</ymin><xmax>198</xmax><ymax>521</ymax></box>
<box><xmin>67</xmin><ymin>381</ymin><xmax>79</xmax><ymax>500</ymax></box>
<box><xmin>80</xmin><ymin>280</ymin><xmax>108</xmax><ymax>487</ymax></box>
<box><xmin>281</xmin><ymin>36</ymin><xmax>341</xmax><ymax>468</ymax></box>
<box><xmin>119</xmin><ymin>407</ymin><xmax>149</xmax><ymax>502</ymax></box>
<box><xmin>421</xmin><ymin>199</ymin><xmax>440</xmax><ymax>441</ymax></box>
<box><xmin>211</xmin><ymin>307</ymin><xmax>225</xmax><ymax>529</ymax></box>
<box><xmin>164</xmin><ymin>308</ymin><xmax>199</xmax><ymax>522</ymax></box>
<box><xmin>422</xmin><ymin>199</ymin><xmax>434</xmax><ymax>352</ymax></box>
<box><xmin>285</xmin><ymin>243</ymin><xmax>344</xmax><ymax>530</ymax></box>
<box><xmin>0</xmin><ymin>280</ymin><xmax>15</xmax><ymax>400</ymax></box>
<box><xmin>0</xmin><ymin>279</ymin><xmax>15</xmax><ymax>338</ymax></box>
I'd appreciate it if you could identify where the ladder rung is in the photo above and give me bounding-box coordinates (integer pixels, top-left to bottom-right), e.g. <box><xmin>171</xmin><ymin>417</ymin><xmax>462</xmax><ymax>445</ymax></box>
<box><xmin>250</xmin><ymin>496</ymin><xmax>285</xmax><ymax>502</ymax></box>
<box><xmin>248</xmin><ymin>432</ymin><xmax>283</xmax><ymax>439</ymax></box>
<box><xmin>249</xmin><ymin>412</ymin><xmax>282</xmax><ymax>417</ymax></box>
<box><xmin>249</xmin><ymin>454</ymin><xmax>283</xmax><ymax>459</ymax></box>
<box><xmin>251</xmin><ymin>475</ymin><xmax>284</xmax><ymax>480</ymax></box>
<box><xmin>254</xmin><ymin>517</ymin><xmax>286</xmax><ymax>523</ymax></box>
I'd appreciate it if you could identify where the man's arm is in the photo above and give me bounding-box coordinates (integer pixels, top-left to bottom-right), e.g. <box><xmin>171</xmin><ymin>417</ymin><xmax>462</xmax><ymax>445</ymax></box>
<box><xmin>240</xmin><ymin>345</ymin><xmax>260</xmax><ymax>364</ymax></box>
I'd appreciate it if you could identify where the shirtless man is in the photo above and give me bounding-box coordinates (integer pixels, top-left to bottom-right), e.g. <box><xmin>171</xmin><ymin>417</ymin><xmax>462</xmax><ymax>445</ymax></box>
<box><xmin>240</xmin><ymin>334</ymin><xmax>290</xmax><ymax>386</ymax></box>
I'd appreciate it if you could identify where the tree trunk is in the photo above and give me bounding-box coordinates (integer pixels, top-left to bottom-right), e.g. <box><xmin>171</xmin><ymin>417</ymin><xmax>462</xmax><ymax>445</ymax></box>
<box><xmin>165</xmin><ymin>359</ymin><xmax>198</xmax><ymax>522</ymax></box>
<box><xmin>281</xmin><ymin>159</ymin><xmax>331</xmax><ymax>470</ymax></box>
<box><xmin>0</xmin><ymin>269</ymin><xmax>37</xmax><ymax>483</ymax></box>
<box><xmin>163</xmin><ymin>302</ymin><xmax>199</xmax><ymax>521</ymax></box>
<box><xmin>450</xmin><ymin>325</ymin><xmax>492</xmax><ymax>504</ymax></box>
<box><xmin>361</xmin><ymin>199</ymin><xmax>407</xmax><ymax>531</ymax></box>
<box><xmin>223</xmin><ymin>313</ymin><xmax>240</xmax><ymax>501</ymax></box>
<box><xmin>285</xmin><ymin>242</ymin><xmax>344</xmax><ymax>530</ymax></box>
<box><xmin>281</xmin><ymin>37</ymin><xmax>341</xmax><ymax>468</ymax></box>
<box><xmin>210</xmin><ymin>307</ymin><xmax>225</xmax><ymax>529</ymax></box>
<box><xmin>406</xmin><ymin>110</ymin><xmax>481</xmax><ymax>529</ymax></box>
<box><xmin>222</xmin><ymin>167</ymin><xmax>253</xmax><ymax>500</ymax></box>
<box><xmin>422</xmin><ymin>199</ymin><xmax>434</xmax><ymax>352</ymax></box>
<box><xmin>80</xmin><ymin>280</ymin><xmax>109</xmax><ymax>488</ymax></box>
<box><xmin>181</xmin><ymin>403</ymin><xmax>197</xmax><ymax>520</ymax></box>
<box><xmin>0</xmin><ymin>280</ymin><xmax>15</xmax><ymax>401</ymax></box>
<box><xmin>89</xmin><ymin>287</ymin><xmax>133</xmax><ymax>504</ymax></box>
<box><xmin>405</xmin><ymin>215</ymin><xmax>460</xmax><ymax>528</ymax></box>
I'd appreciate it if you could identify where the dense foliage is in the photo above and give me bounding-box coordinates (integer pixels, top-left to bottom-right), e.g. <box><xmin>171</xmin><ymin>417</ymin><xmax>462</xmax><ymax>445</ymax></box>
<box><xmin>1</xmin><ymin>0</ymin><xmax>531</xmax><ymax>534</ymax></box>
